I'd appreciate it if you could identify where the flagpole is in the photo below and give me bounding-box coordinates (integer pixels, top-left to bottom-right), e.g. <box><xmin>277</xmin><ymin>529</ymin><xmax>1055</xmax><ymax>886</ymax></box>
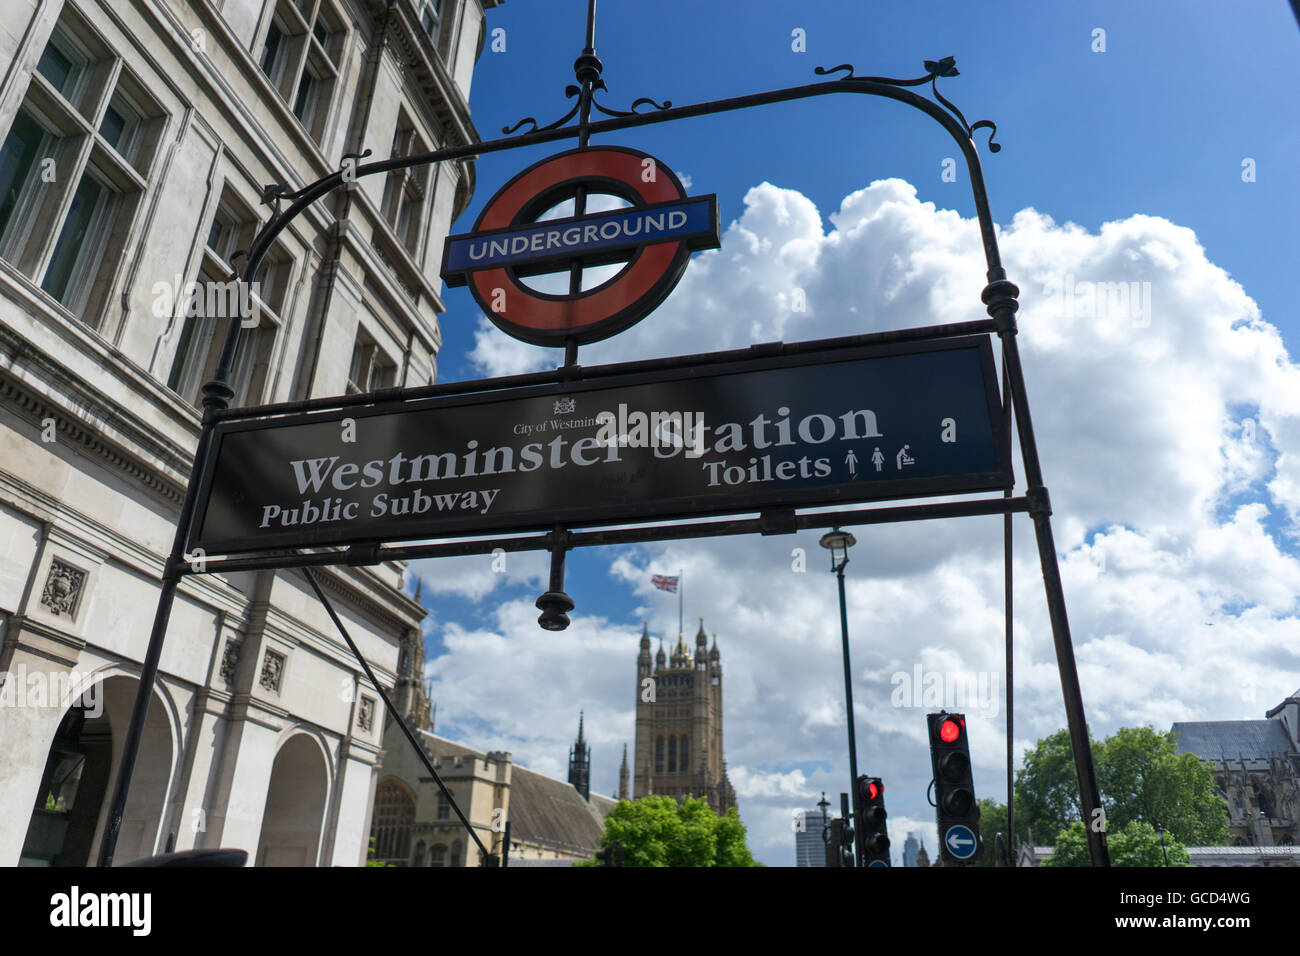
<box><xmin>679</xmin><ymin>567</ymin><xmax>683</xmax><ymax>638</ymax></box>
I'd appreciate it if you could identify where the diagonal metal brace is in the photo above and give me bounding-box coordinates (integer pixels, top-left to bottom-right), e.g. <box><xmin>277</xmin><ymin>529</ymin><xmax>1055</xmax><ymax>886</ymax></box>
<box><xmin>302</xmin><ymin>568</ymin><xmax>494</xmax><ymax>865</ymax></box>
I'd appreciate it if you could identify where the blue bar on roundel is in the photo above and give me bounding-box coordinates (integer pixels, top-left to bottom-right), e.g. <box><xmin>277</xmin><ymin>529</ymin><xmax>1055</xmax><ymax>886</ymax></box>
<box><xmin>442</xmin><ymin>195</ymin><xmax>718</xmax><ymax>281</ymax></box>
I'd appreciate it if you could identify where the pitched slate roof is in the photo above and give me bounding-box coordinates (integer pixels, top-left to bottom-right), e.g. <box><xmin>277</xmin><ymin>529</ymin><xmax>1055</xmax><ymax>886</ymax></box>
<box><xmin>507</xmin><ymin>765</ymin><xmax>616</xmax><ymax>856</ymax></box>
<box><xmin>1171</xmin><ymin>719</ymin><xmax>1293</xmax><ymax>761</ymax></box>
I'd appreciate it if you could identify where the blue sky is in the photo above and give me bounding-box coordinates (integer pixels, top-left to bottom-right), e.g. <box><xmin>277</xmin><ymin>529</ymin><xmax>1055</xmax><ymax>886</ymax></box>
<box><xmin>409</xmin><ymin>1</ymin><xmax>1300</xmax><ymax>865</ymax></box>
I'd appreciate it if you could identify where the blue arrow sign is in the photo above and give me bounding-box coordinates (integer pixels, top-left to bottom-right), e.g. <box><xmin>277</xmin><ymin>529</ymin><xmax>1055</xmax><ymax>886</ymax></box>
<box><xmin>944</xmin><ymin>824</ymin><xmax>978</xmax><ymax>859</ymax></box>
<box><xmin>867</xmin><ymin>859</ymin><xmax>889</xmax><ymax>867</ymax></box>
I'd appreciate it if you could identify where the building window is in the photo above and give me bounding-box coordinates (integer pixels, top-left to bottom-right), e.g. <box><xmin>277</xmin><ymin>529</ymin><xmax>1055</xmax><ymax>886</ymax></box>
<box><xmin>412</xmin><ymin>839</ymin><xmax>426</xmax><ymax>866</ymax></box>
<box><xmin>430</xmin><ymin>843</ymin><xmax>447</xmax><ymax>866</ymax></box>
<box><xmin>167</xmin><ymin>188</ymin><xmax>290</xmax><ymax>406</ymax></box>
<box><xmin>381</xmin><ymin>114</ymin><xmax>430</xmax><ymax>255</ymax></box>
<box><xmin>436</xmin><ymin>791</ymin><xmax>450</xmax><ymax>820</ymax></box>
<box><xmin>371</xmin><ymin>778</ymin><xmax>415</xmax><ymax>866</ymax></box>
<box><xmin>0</xmin><ymin>11</ymin><xmax>164</xmax><ymax>326</ymax></box>
<box><xmin>259</xmin><ymin>19</ymin><xmax>286</xmax><ymax>79</ymax></box>
<box><xmin>346</xmin><ymin>328</ymin><xmax>396</xmax><ymax>394</ymax></box>
<box><xmin>668</xmin><ymin>736</ymin><xmax>677</xmax><ymax>773</ymax></box>
<box><xmin>654</xmin><ymin>736</ymin><xmax>664</xmax><ymax>774</ymax></box>
<box><xmin>420</xmin><ymin>1</ymin><xmax>443</xmax><ymax>47</ymax></box>
<box><xmin>680</xmin><ymin>735</ymin><xmax>689</xmax><ymax>773</ymax></box>
<box><xmin>450</xmin><ymin>839</ymin><xmax>463</xmax><ymax>867</ymax></box>
<box><xmin>259</xmin><ymin>0</ymin><xmax>343</xmax><ymax>143</ymax></box>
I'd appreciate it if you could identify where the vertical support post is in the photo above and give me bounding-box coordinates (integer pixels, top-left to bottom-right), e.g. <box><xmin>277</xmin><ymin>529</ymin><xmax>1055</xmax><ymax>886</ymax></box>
<box><xmin>96</xmin><ymin>378</ymin><xmax>234</xmax><ymax>867</ymax></box>
<box><xmin>834</xmin><ymin>561</ymin><xmax>861</xmax><ymax>867</ymax></box>
<box><xmin>985</xmin><ymin>278</ymin><xmax>1109</xmax><ymax>867</ymax></box>
<box><xmin>1002</xmin><ymin>353</ymin><xmax>1015</xmax><ymax>862</ymax></box>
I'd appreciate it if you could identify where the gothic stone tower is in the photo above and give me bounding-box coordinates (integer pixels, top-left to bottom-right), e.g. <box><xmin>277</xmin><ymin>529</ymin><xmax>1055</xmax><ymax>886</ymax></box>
<box><xmin>634</xmin><ymin>619</ymin><xmax>736</xmax><ymax>815</ymax></box>
<box><xmin>568</xmin><ymin>711</ymin><xmax>591</xmax><ymax>800</ymax></box>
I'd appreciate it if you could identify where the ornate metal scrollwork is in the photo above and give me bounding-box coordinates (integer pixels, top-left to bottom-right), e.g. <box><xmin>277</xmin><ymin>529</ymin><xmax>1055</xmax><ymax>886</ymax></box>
<box><xmin>815</xmin><ymin>56</ymin><xmax>1001</xmax><ymax>152</ymax></box>
<box><xmin>590</xmin><ymin>93</ymin><xmax>673</xmax><ymax>119</ymax></box>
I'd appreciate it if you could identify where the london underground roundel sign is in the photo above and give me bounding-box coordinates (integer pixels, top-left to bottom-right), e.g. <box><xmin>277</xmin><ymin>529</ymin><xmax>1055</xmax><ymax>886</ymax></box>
<box><xmin>441</xmin><ymin>146</ymin><xmax>720</xmax><ymax>346</ymax></box>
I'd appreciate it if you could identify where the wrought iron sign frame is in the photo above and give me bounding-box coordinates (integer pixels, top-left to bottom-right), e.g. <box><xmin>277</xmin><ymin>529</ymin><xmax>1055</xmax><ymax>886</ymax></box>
<box><xmin>97</xmin><ymin>2</ymin><xmax>1111</xmax><ymax>868</ymax></box>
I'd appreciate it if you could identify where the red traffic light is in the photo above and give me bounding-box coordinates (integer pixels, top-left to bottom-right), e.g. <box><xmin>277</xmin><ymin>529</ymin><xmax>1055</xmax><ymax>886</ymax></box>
<box><xmin>867</xmin><ymin>780</ymin><xmax>881</xmax><ymax>800</ymax></box>
<box><xmin>939</xmin><ymin>717</ymin><xmax>963</xmax><ymax>743</ymax></box>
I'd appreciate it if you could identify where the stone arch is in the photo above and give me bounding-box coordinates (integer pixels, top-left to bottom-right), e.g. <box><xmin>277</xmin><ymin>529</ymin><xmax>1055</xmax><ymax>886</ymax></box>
<box><xmin>254</xmin><ymin>730</ymin><xmax>331</xmax><ymax>866</ymax></box>
<box><xmin>20</xmin><ymin>670</ymin><xmax>179</xmax><ymax>866</ymax></box>
<box><xmin>371</xmin><ymin>776</ymin><xmax>416</xmax><ymax>865</ymax></box>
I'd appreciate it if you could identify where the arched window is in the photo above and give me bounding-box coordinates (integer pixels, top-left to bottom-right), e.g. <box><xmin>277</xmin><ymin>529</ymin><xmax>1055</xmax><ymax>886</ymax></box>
<box><xmin>654</xmin><ymin>736</ymin><xmax>664</xmax><ymax>774</ymax></box>
<box><xmin>1254</xmin><ymin>784</ymin><xmax>1274</xmax><ymax>819</ymax></box>
<box><xmin>679</xmin><ymin>735</ymin><xmax>689</xmax><ymax>773</ymax></box>
<box><xmin>431</xmin><ymin>843</ymin><xmax>447</xmax><ymax>866</ymax></box>
<box><xmin>413</xmin><ymin>840</ymin><xmax>426</xmax><ymax>866</ymax></box>
<box><xmin>668</xmin><ymin>736</ymin><xmax>677</xmax><ymax>772</ymax></box>
<box><xmin>371</xmin><ymin>778</ymin><xmax>415</xmax><ymax>865</ymax></box>
<box><xmin>450</xmin><ymin>839</ymin><xmax>463</xmax><ymax>867</ymax></box>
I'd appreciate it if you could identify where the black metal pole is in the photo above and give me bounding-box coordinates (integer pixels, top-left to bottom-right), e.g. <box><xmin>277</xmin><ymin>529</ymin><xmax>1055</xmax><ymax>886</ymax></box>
<box><xmin>1003</xmin><ymin>353</ymin><xmax>1015</xmax><ymax>862</ymax></box>
<box><xmin>302</xmin><ymin>567</ymin><xmax>493</xmax><ymax>863</ymax></box>
<box><xmin>834</xmin><ymin>558</ymin><xmax>861</xmax><ymax>867</ymax></box>
<box><xmin>95</xmin><ymin>377</ymin><xmax>231</xmax><ymax>867</ymax></box>
<box><xmin>985</xmin><ymin>281</ymin><xmax>1109</xmax><ymax>867</ymax></box>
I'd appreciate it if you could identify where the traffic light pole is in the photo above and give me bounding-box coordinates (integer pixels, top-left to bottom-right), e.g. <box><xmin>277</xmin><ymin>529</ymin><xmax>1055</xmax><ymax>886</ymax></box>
<box><xmin>833</xmin><ymin>556</ymin><xmax>862</xmax><ymax>867</ymax></box>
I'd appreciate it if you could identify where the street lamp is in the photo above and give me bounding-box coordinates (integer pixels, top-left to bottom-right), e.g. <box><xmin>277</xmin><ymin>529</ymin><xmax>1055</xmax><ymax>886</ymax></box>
<box><xmin>818</xmin><ymin>791</ymin><xmax>831</xmax><ymax>851</ymax></box>
<box><xmin>1155</xmin><ymin>822</ymin><xmax>1169</xmax><ymax>866</ymax></box>
<box><xmin>819</xmin><ymin>528</ymin><xmax>860</xmax><ymax>866</ymax></box>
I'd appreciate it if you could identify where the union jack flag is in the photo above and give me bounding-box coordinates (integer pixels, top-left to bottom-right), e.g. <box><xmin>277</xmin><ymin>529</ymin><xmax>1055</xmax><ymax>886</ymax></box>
<box><xmin>651</xmin><ymin>574</ymin><xmax>679</xmax><ymax>593</ymax></box>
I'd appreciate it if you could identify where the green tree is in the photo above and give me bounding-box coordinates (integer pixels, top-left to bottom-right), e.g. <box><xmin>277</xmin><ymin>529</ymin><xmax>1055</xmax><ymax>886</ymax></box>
<box><xmin>365</xmin><ymin>835</ymin><xmax>392</xmax><ymax>867</ymax></box>
<box><xmin>1046</xmin><ymin>820</ymin><xmax>1190</xmax><ymax>867</ymax></box>
<box><xmin>578</xmin><ymin>795</ymin><xmax>761</xmax><ymax>867</ymax></box>
<box><xmin>1015</xmin><ymin>728</ymin><xmax>1090</xmax><ymax>843</ymax></box>
<box><xmin>1014</xmin><ymin>724</ymin><xmax>1229</xmax><ymax>854</ymax></box>
<box><xmin>1098</xmin><ymin>726</ymin><xmax>1228</xmax><ymax>845</ymax></box>
<box><xmin>713</xmin><ymin>807</ymin><xmax>757</xmax><ymax>867</ymax></box>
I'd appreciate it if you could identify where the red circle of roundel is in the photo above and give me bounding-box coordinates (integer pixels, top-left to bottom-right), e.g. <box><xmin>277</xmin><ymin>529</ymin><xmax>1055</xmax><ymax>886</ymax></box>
<box><xmin>467</xmin><ymin>146</ymin><xmax>692</xmax><ymax>346</ymax></box>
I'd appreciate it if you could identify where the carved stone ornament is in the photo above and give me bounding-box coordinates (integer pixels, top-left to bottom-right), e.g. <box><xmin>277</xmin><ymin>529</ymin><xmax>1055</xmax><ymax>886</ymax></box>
<box><xmin>219</xmin><ymin>640</ymin><xmax>240</xmax><ymax>685</ymax></box>
<box><xmin>259</xmin><ymin>650</ymin><xmax>285</xmax><ymax>693</ymax></box>
<box><xmin>358</xmin><ymin>696</ymin><xmax>375</xmax><ymax>732</ymax></box>
<box><xmin>40</xmin><ymin>559</ymin><xmax>87</xmax><ymax>618</ymax></box>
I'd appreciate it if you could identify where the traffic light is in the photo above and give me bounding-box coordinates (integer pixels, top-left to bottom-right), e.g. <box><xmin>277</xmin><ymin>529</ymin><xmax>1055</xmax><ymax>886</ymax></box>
<box><xmin>824</xmin><ymin>818</ymin><xmax>855</xmax><ymax>867</ymax></box>
<box><xmin>823</xmin><ymin>792</ymin><xmax>855</xmax><ymax>867</ymax></box>
<box><xmin>928</xmin><ymin>712</ymin><xmax>982</xmax><ymax>864</ymax></box>
<box><xmin>855</xmin><ymin>776</ymin><xmax>890</xmax><ymax>866</ymax></box>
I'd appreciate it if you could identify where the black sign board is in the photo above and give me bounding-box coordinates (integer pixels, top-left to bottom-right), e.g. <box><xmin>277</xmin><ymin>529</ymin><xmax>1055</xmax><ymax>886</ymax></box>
<box><xmin>189</xmin><ymin>336</ymin><xmax>1012</xmax><ymax>556</ymax></box>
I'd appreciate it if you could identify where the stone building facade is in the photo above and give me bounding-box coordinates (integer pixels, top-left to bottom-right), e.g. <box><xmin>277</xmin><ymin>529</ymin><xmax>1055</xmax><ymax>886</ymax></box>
<box><xmin>633</xmin><ymin>618</ymin><xmax>736</xmax><ymax>815</ymax></box>
<box><xmin>0</xmin><ymin>0</ymin><xmax>497</xmax><ymax>866</ymax></box>
<box><xmin>1172</xmin><ymin>689</ymin><xmax>1300</xmax><ymax>848</ymax></box>
<box><xmin>371</xmin><ymin>658</ymin><xmax>616</xmax><ymax>867</ymax></box>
